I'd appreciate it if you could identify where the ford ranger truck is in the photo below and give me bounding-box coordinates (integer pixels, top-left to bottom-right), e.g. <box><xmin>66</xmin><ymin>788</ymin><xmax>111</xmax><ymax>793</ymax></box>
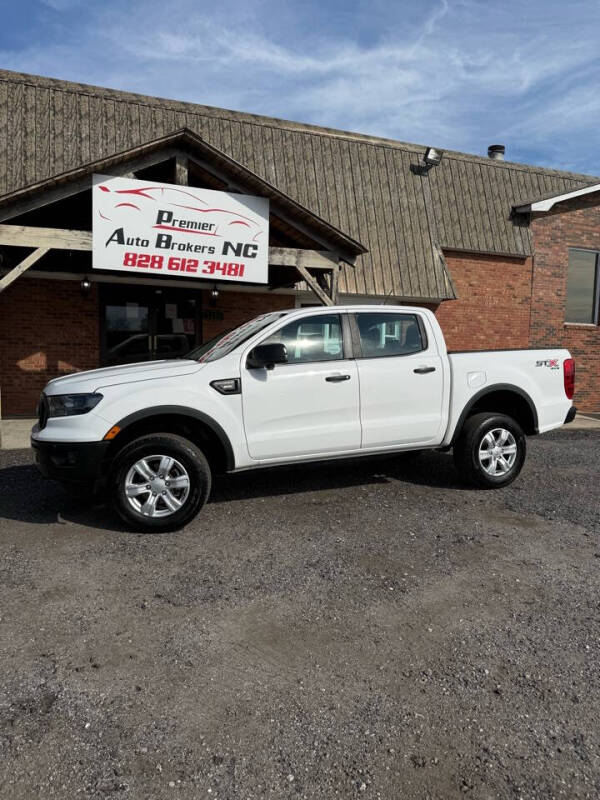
<box><xmin>31</xmin><ymin>305</ymin><xmax>576</xmax><ymax>531</ymax></box>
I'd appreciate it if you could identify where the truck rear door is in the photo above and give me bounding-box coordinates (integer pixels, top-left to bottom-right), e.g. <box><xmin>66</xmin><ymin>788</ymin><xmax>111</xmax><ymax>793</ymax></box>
<box><xmin>352</xmin><ymin>311</ymin><xmax>445</xmax><ymax>447</ymax></box>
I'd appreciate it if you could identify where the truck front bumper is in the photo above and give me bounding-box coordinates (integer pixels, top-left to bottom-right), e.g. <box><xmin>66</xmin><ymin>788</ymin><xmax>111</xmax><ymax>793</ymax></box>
<box><xmin>31</xmin><ymin>438</ymin><xmax>111</xmax><ymax>485</ymax></box>
<box><xmin>564</xmin><ymin>406</ymin><xmax>577</xmax><ymax>425</ymax></box>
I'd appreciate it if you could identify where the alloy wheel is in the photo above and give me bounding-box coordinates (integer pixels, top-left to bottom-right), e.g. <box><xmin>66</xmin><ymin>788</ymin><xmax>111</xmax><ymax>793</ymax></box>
<box><xmin>478</xmin><ymin>428</ymin><xmax>518</xmax><ymax>476</ymax></box>
<box><xmin>124</xmin><ymin>455</ymin><xmax>191</xmax><ymax>517</ymax></box>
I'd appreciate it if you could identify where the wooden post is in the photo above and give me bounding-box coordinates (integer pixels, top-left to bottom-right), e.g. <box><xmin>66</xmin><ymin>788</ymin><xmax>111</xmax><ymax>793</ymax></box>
<box><xmin>330</xmin><ymin>263</ymin><xmax>340</xmax><ymax>304</ymax></box>
<box><xmin>175</xmin><ymin>154</ymin><xmax>189</xmax><ymax>186</ymax></box>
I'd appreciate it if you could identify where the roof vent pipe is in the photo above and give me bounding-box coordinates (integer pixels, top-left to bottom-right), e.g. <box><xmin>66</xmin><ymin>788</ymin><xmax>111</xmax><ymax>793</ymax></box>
<box><xmin>488</xmin><ymin>144</ymin><xmax>505</xmax><ymax>161</ymax></box>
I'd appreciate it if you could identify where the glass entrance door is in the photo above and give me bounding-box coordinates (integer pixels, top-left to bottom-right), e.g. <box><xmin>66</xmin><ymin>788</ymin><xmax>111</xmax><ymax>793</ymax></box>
<box><xmin>153</xmin><ymin>294</ymin><xmax>198</xmax><ymax>361</ymax></box>
<box><xmin>100</xmin><ymin>285</ymin><xmax>200</xmax><ymax>366</ymax></box>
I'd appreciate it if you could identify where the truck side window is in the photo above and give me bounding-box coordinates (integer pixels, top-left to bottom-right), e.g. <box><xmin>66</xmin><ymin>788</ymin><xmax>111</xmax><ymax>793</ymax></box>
<box><xmin>261</xmin><ymin>314</ymin><xmax>344</xmax><ymax>363</ymax></box>
<box><xmin>356</xmin><ymin>313</ymin><xmax>425</xmax><ymax>358</ymax></box>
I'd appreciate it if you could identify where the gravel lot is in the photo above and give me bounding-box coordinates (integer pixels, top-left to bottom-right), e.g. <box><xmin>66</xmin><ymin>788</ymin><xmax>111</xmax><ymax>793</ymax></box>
<box><xmin>1</xmin><ymin>430</ymin><xmax>599</xmax><ymax>799</ymax></box>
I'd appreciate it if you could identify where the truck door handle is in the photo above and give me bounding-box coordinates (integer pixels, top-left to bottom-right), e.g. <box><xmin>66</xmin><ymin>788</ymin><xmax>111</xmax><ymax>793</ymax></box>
<box><xmin>413</xmin><ymin>366</ymin><xmax>436</xmax><ymax>374</ymax></box>
<box><xmin>326</xmin><ymin>374</ymin><xmax>351</xmax><ymax>382</ymax></box>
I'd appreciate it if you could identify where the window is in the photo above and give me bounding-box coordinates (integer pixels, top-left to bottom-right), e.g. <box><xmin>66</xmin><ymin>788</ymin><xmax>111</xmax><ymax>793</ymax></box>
<box><xmin>186</xmin><ymin>312</ymin><xmax>287</xmax><ymax>362</ymax></box>
<box><xmin>566</xmin><ymin>249</ymin><xmax>600</xmax><ymax>324</ymax></box>
<box><xmin>261</xmin><ymin>314</ymin><xmax>344</xmax><ymax>363</ymax></box>
<box><xmin>356</xmin><ymin>312</ymin><xmax>424</xmax><ymax>357</ymax></box>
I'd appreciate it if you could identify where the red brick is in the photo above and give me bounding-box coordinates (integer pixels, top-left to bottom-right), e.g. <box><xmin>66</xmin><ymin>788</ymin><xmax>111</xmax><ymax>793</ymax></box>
<box><xmin>435</xmin><ymin>251</ymin><xmax>532</xmax><ymax>351</ymax></box>
<box><xmin>0</xmin><ymin>279</ymin><xmax>99</xmax><ymax>416</ymax></box>
<box><xmin>529</xmin><ymin>195</ymin><xmax>600</xmax><ymax>411</ymax></box>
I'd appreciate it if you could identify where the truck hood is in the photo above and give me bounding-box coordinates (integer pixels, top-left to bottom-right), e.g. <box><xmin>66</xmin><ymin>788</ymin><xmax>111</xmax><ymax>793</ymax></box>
<box><xmin>44</xmin><ymin>359</ymin><xmax>204</xmax><ymax>395</ymax></box>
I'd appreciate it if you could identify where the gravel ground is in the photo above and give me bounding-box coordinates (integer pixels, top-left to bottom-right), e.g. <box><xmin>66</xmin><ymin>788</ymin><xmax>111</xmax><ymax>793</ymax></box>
<box><xmin>0</xmin><ymin>430</ymin><xmax>599</xmax><ymax>799</ymax></box>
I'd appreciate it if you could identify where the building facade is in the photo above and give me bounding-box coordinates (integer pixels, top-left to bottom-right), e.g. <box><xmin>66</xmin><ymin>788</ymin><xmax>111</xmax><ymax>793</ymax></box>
<box><xmin>0</xmin><ymin>69</ymin><xmax>598</xmax><ymax>417</ymax></box>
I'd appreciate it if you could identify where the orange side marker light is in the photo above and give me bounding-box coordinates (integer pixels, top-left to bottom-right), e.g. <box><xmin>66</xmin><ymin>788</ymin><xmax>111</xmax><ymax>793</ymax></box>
<box><xmin>103</xmin><ymin>425</ymin><xmax>121</xmax><ymax>441</ymax></box>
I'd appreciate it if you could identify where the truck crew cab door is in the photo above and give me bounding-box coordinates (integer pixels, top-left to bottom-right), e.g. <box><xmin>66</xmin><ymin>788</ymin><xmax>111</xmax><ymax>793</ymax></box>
<box><xmin>353</xmin><ymin>311</ymin><xmax>445</xmax><ymax>447</ymax></box>
<box><xmin>242</xmin><ymin>313</ymin><xmax>361</xmax><ymax>460</ymax></box>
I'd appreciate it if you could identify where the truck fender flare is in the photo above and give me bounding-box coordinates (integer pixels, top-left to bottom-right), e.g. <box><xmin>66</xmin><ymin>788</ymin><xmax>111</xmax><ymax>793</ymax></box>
<box><xmin>450</xmin><ymin>383</ymin><xmax>539</xmax><ymax>445</ymax></box>
<box><xmin>112</xmin><ymin>405</ymin><xmax>236</xmax><ymax>471</ymax></box>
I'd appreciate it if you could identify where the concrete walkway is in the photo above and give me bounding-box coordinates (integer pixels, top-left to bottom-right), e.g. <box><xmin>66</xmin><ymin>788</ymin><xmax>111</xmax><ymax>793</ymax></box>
<box><xmin>1</xmin><ymin>412</ymin><xmax>599</xmax><ymax>450</ymax></box>
<box><xmin>571</xmin><ymin>413</ymin><xmax>600</xmax><ymax>430</ymax></box>
<box><xmin>0</xmin><ymin>418</ymin><xmax>36</xmax><ymax>450</ymax></box>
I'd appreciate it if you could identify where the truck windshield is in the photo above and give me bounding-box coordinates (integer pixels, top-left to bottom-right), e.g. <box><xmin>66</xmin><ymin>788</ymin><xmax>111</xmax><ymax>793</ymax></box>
<box><xmin>186</xmin><ymin>312</ymin><xmax>288</xmax><ymax>363</ymax></box>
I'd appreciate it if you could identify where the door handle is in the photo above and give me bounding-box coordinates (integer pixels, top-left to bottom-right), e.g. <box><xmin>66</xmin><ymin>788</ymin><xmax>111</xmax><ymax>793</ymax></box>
<box><xmin>413</xmin><ymin>366</ymin><xmax>436</xmax><ymax>374</ymax></box>
<box><xmin>326</xmin><ymin>374</ymin><xmax>351</xmax><ymax>382</ymax></box>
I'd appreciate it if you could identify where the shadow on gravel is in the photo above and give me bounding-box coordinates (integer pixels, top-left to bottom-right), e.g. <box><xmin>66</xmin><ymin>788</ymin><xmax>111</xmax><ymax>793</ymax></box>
<box><xmin>210</xmin><ymin>449</ymin><xmax>464</xmax><ymax>504</ymax></box>
<box><xmin>0</xmin><ymin>449</ymin><xmax>464</xmax><ymax>531</ymax></box>
<box><xmin>0</xmin><ymin>463</ymin><xmax>127</xmax><ymax>531</ymax></box>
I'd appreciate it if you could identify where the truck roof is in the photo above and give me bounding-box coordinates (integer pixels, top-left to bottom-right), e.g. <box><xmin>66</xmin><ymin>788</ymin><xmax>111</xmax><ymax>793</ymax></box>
<box><xmin>280</xmin><ymin>304</ymin><xmax>429</xmax><ymax>315</ymax></box>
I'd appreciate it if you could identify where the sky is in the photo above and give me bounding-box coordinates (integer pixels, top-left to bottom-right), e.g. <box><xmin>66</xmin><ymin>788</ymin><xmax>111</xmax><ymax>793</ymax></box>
<box><xmin>2</xmin><ymin>0</ymin><xmax>600</xmax><ymax>174</ymax></box>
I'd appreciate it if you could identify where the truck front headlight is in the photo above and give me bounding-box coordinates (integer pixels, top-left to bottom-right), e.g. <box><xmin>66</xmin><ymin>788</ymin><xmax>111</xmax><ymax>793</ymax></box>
<box><xmin>47</xmin><ymin>393</ymin><xmax>103</xmax><ymax>417</ymax></box>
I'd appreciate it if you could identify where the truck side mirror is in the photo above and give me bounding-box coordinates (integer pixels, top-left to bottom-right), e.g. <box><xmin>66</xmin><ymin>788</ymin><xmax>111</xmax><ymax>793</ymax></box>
<box><xmin>247</xmin><ymin>342</ymin><xmax>288</xmax><ymax>370</ymax></box>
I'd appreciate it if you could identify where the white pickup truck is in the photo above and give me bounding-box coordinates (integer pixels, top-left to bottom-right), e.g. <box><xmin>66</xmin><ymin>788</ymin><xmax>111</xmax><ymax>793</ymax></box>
<box><xmin>32</xmin><ymin>305</ymin><xmax>576</xmax><ymax>531</ymax></box>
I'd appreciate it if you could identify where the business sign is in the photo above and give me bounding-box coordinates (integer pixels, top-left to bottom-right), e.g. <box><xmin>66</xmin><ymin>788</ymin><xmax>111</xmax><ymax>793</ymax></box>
<box><xmin>92</xmin><ymin>174</ymin><xmax>269</xmax><ymax>284</ymax></box>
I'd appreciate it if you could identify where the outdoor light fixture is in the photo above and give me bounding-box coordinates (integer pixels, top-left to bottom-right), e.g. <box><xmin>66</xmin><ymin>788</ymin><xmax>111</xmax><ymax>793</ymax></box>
<box><xmin>210</xmin><ymin>285</ymin><xmax>219</xmax><ymax>307</ymax></box>
<box><xmin>80</xmin><ymin>276</ymin><xmax>91</xmax><ymax>294</ymax></box>
<box><xmin>423</xmin><ymin>146</ymin><xmax>444</xmax><ymax>167</ymax></box>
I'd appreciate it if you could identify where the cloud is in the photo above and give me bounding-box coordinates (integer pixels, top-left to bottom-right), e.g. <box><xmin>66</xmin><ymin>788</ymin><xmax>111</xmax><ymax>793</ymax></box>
<box><xmin>3</xmin><ymin>0</ymin><xmax>600</xmax><ymax>173</ymax></box>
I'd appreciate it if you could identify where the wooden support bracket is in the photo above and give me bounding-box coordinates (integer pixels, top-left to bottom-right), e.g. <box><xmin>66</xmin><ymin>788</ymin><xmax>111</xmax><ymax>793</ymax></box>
<box><xmin>294</xmin><ymin>257</ymin><xmax>334</xmax><ymax>306</ymax></box>
<box><xmin>0</xmin><ymin>247</ymin><xmax>50</xmax><ymax>293</ymax></box>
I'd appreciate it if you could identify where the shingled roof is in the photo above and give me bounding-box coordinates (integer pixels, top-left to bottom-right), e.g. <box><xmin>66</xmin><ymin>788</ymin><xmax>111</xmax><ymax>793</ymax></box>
<box><xmin>0</xmin><ymin>69</ymin><xmax>596</xmax><ymax>301</ymax></box>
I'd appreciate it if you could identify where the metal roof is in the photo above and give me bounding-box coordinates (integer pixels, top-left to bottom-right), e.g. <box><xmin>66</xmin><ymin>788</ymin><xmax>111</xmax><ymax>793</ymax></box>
<box><xmin>0</xmin><ymin>128</ymin><xmax>367</xmax><ymax>262</ymax></box>
<box><xmin>0</xmin><ymin>69</ymin><xmax>597</xmax><ymax>300</ymax></box>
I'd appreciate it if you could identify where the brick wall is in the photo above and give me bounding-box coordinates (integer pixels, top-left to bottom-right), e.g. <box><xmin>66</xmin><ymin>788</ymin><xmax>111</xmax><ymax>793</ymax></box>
<box><xmin>435</xmin><ymin>251</ymin><xmax>533</xmax><ymax>351</ymax></box>
<box><xmin>201</xmin><ymin>290</ymin><xmax>295</xmax><ymax>340</ymax></box>
<box><xmin>530</xmin><ymin>194</ymin><xmax>600</xmax><ymax>410</ymax></box>
<box><xmin>0</xmin><ymin>278</ymin><xmax>99</xmax><ymax>416</ymax></box>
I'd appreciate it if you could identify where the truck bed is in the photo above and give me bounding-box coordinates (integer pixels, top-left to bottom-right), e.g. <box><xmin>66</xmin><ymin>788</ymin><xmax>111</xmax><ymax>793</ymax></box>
<box><xmin>445</xmin><ymin>347</ymin><xmax>572</xmax><ymax>444</ymax></box>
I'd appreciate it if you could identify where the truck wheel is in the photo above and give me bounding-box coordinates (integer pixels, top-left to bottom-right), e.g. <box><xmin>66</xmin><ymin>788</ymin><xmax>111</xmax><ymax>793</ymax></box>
<box><xmin>112</xmin><ymin>433</ymin><xmax>211</xmax><ymax>531</ymax></box>
<box><xmin>453</xmin><ymin>413</ymin><xmax>526</xmax><ymax>489</ymax></box>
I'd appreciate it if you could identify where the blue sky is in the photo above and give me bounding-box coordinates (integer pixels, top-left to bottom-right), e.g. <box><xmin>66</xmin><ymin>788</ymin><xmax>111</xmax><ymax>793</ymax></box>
<box><xmin>2</xmin><ymin>0</ymin><xmax>600</xmax><ymax>174</ymax></box>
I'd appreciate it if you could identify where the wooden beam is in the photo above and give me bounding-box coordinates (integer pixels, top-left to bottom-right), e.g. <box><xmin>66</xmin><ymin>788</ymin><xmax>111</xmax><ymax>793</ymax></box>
<box><xmin>0</xmin><ymin>227</ymin><xmax>343</xmax><ymax>302</ymax></box>
<box><xmin>0</xmin><ymin>224</ymin><xmax>92</xmax><ymax>250</ymax></box>
<box><xmin>268</xmin><ymin>247</ymin><xmax>338</xmax><ymax>271</ymax></box>
<box><xmin>0</xmin><ymin>230</ymin><xmax>342</xmax><ymax>281</ymax></box>
<box><xmin>175</xmin><ymin>154</ymin><xmax>189</xmax><ymax>186</ymax></box>
<box><xmin>294</xmin><ymin>260</ymin><xmax>334</xmax><ymax>306</ymax></box>
<box><xmin>0</xmin><ymin>248</ymin><xmax>49</xmax><ymax>293</ymax></box>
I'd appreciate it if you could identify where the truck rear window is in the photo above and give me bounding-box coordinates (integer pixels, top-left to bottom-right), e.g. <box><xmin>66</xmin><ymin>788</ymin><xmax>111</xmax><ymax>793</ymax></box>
<box><xmin>356</xmin><ymin>312</ymin><xmax>425</xmax><ymax>357</ymax></box>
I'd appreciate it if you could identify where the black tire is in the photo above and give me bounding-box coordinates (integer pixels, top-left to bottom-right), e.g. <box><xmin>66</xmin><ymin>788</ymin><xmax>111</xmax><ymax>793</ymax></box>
<box><xmin>453</xmin><ymin>412</ymin><xmax>526</xmax><ymax>489</ymax></box>
<box><xmin>112</xmin><ymin>433</ymin><xmax>211</xmax><ymax>531</ymax></box>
